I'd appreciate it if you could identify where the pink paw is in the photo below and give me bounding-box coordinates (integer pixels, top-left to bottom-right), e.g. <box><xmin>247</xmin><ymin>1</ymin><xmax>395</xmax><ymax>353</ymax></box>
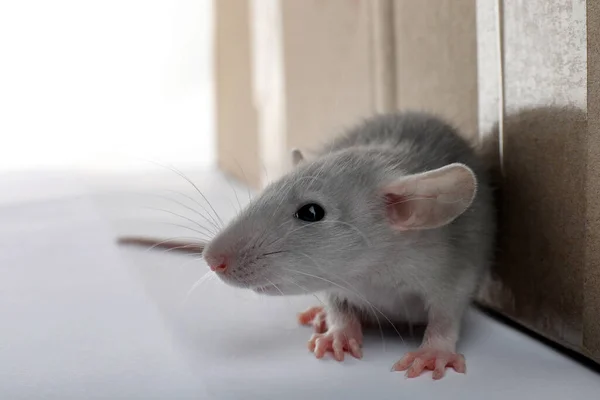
<box><xmin>392</xmin><ymin>349</ymin><xmax>466</xmax><ymax>380</ymax></box>
<box><xmin>308</xmin><ymin>330</ymin><xmax>363</xmax><ymax>361</ymax></box>
<box><xmin>297</xmin><ymin>306</ymin><xmax>327</xmax><ymax>333</ymax></box>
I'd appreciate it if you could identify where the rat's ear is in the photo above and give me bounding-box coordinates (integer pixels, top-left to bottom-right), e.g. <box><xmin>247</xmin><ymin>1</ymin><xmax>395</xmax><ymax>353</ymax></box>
<box><xmin>291</xmin><ymin>148</ymin><xmax>305</xmax><ymax>166</ymax></box>
<box><xmin>381</xmin><ymin>163</ymin><xmax>477</xmax><ymax>230</ymax></box>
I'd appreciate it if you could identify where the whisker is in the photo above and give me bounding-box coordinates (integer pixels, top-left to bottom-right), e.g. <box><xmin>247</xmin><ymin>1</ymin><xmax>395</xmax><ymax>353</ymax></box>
<box><xmin>254</xmin><ymin>220</ymin><xmax>293</xmax><ymax>250</ymax></box>
<box><xmin>146</xmin><ymin>159</ymin><xmax>225</xmax><ymax>228</ymax></box>
<box><xmin>233</xmin><ymin>159</ymin><xmax>254</xmax><ymax>202</ymax></box>
<box><xmin>311</xmin><ymin>154</ymin><xmax>331</xmax><ymax>189</ymax></box>
<box><xmin>119</xmin><ymin>188</ymin><xmax>221</xmax><ymax>233</ymax></box>
<box><xmin>264</xmin><ymin>278</ymin><xmax>285</xmax><ymax>296</ymax></box>
<box><xmin>225</xmin><ymin>175</ymin><xmax>243</xmax><ymax>215</ymax></box>
<box><xmin>152</xmin><ymin>221</ymin><xmax>213</xmax><ymax>239</ymax></box>
<box><xmin>273</xmin><ymin>274</ymin><xmax>325</xmax><ymax>306</ymax></box>
<box><xmin>144</xmin><ymin>192</ymin><xmax>220</xmax><ymax>234</ymax></box>
<box><xmin>260</xmin><ymin>161</ymin><xmax>270</xmax><ymax>185</ymax></box>
<box><xmin>162</xmin><ymin>190</ymin><xmax>222</xmax><ymax>232</ymax></box>
<box><xmin>282</xmin><ymin>265</ymin><xmax>404</xmax><ymax>346</ymax></box>
<box><xmin>274</xmin><ymin>175</ymin><xmax>326</xmax><ymax>212</ymax></box>
<box><xmin>175</xmin><ymin>254</ymin><xmax>209</xmax><ymax>270</ymax></box>
<box><xmin>142</xmin><ymin>207</ymin><xmax>215</xmax><ymax>236</ymax></box>
<box><xmin>315</xmin><ymin>267</ymin><xmax>389</xmax><ymax>349</ymax></box>
<box><xmin>280</xmin><ymin>251</ymin><xmax>385</xmax><ymax>349</ymax></box>
<box><xmin>182</xmin><ymin>270</ymin><xmax>215</xmax><ymax>306</ymax></box>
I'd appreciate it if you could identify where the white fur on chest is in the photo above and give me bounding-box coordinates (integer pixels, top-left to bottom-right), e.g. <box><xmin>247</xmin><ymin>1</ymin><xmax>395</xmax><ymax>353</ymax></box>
<box><xmin>328</xmin><ymin>281</ymin><xmax>429</xmax><ymax>325</ymax></box>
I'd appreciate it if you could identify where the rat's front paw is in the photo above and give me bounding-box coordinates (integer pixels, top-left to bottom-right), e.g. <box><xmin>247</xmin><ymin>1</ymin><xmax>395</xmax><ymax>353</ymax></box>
<box><xmin>297</xmin><ymin>306</ymin><xmax>327</xmax><ymax>333</ymax></box>
<box><xmin>307</xmin><ymin>324</ymin><xmax>363</xmax><ymax>361</ymax></box>
<box><xmin>392</xmin><ymin>349</ymin><xmax>466</xmax><ymax>380</ymax></box>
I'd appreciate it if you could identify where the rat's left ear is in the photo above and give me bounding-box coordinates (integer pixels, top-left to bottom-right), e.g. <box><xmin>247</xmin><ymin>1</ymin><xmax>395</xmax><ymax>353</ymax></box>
<box><xmin>381</xmin><ymin>163</ymin><xmax>477</xmax><ymax>230</ymax></box>
<box><xmin>291</xmin><ymin>148</ymin><xmax>305</xmax><ymax>166</ymax></box>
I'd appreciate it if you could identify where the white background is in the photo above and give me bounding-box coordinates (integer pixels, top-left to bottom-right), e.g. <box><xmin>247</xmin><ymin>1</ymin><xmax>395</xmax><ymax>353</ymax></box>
<box><xmin>0</xmin><ymin>0</ymin><xmax>215</xmax><ymax>173</ymax></box>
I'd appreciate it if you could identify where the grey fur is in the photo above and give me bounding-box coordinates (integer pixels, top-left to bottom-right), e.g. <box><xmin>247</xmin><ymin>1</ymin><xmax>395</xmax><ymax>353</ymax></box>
<box><xmin>203</xmin><ymin>111</ymin><xmax>495</xmax><ymax>335</ymax></box>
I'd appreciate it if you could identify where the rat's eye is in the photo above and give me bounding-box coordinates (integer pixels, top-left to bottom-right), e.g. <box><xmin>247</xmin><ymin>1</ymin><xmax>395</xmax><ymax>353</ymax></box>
<box><xmin>294</xmin><ymin>203</ymin><xmax>325</xmax><ymax>222</ymax></box>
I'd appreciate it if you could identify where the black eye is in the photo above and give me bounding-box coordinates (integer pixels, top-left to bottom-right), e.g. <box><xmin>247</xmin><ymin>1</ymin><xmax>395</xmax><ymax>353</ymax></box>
<box><xmin>294</xmin><ymin>203</ymin><xmax>325</xmax><ymax>222</ymax></box>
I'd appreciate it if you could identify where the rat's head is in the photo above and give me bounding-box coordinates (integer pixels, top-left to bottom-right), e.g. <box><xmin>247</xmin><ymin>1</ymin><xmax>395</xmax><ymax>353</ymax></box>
<box><xmin>203</xmin><ymin>149</ymin><xmax>477</xmax><ymax>295</ymax></box>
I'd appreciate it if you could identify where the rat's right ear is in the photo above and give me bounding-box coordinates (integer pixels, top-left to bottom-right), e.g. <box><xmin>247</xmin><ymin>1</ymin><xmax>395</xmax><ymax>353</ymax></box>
<box><xmin>291</xmin><ymin>148</ymin><xmax>305</xmax><ymax>166</ymax></box>
<box><xmin>380</xmin><ymin>163</ymin><xmax>477</xmax><ymax>231</ymax></box>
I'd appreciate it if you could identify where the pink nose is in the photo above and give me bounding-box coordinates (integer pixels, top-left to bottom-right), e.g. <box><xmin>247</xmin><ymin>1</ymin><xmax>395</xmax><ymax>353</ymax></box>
<box><xmin>209</xmin><ymin>259</ymin><xmax>227</xmax><ymax>272</ymax></box>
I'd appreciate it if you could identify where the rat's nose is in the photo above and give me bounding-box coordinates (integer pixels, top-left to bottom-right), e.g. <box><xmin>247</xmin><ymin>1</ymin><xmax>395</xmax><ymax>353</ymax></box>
<box><xmin>208</xmin><ymin>257</ymin><xmax>228</xmax><ymax>272</ymax></box>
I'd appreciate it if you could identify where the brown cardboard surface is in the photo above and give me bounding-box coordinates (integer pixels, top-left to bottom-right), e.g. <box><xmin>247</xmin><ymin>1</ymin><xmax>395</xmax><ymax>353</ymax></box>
<box><xmin>478</xmin><ymin>107</ymin><xmax>587</xmax><ymax>348</ymax></box>
<box><xmin>584</xmin><ymin>0</ymin><xmax>600</xmax><ymax>360</ymax></box>
<box><xmin>476</xmin><ymin>0</ymin><xmax>599</xmax><ymax>364</ymax></box>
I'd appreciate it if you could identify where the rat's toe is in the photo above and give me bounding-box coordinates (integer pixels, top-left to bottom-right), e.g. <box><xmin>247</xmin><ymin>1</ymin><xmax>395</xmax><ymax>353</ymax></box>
<box><xmin>348</xmin><ymin>338</ymin><xmax>362</xmax><ymax>359</ymax></box>
<box><xmin>432</xmin><ymin>359</ymin><xmax>448</xmax><ymax>380</ymax></box>
<box><xmin>406</xmin><ymin>357</ymin><xmax>434</xmax><ymax>378</ymax></box>
<box><xmin>332</xmin><ymin>338</ymin><xmax>345</xmax><ymax>361</ymax></box>
<box><xmin>392</xmin><ymin>352</ymin><xmax>416</xmax><ymax>371</ymax></box>
<box><xmin>298</xmin><ymin>306</ymin><xmax>323</xmax><ymax>325</ymax></box>
<box><xmin>298</xmin><ymin>306</ymin><xmax>328</xmax><ymax>333</ymax></box>
<box><xmin>450</xmin><ymin>354</ymin><xmax>466</xmax><ymax>373</ymax></box>
<box><xmin>313</xmin><ymin>310</ymin><xmax>327</xmax><ymax>333</ymax></box>
<box><xmin>314</xmin><ymin>336</ymin><xmax>329</xmax><ymax>359</ymax></box>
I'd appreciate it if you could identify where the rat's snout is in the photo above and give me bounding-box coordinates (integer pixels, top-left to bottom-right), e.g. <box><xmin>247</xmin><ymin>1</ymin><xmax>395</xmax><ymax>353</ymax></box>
<box><xmin>203</xmin><ymin>239</ymin><xmax>268</xmax><ymax>289</ymax></box>
<box><xmin>209</xmin><ymin>260</ymin><xmax>227</xmax><ymax>272</ymax></box>
<box><xmin>204</xmin><ymin>253</ymin><xmax>228</xmax><ymax>273</ymax></box>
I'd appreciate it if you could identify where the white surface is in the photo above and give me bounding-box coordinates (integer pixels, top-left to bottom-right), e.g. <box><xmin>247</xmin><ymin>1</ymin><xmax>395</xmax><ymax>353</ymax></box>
<box><xmin>2</xmin><ymin>170</ymin><xmax>600</xmax><ymax>399</ymax></box>
<box><xmin>0</xmin><ymin>0</ymin><xmax>214</xmax><ymax>172</ymax></box>
<box><xmin>0</xmin><ymin>173</ymin><xmax>208</xmax><ymax>399</ymax></box>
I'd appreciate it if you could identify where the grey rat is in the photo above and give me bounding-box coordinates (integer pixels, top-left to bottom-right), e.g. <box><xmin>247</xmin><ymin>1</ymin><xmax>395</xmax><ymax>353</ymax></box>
<box><xmin>119</xmin><ymin>111</ymin><xmax>495</xmax><ymax>379</ymax></box>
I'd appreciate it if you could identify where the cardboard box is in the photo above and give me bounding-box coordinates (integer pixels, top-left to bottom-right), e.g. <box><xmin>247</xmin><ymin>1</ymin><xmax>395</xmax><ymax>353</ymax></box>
<box><xmin>476</xmin><ymin>0</ymin><xmax>600</xmax><ymax>364</ymax></box>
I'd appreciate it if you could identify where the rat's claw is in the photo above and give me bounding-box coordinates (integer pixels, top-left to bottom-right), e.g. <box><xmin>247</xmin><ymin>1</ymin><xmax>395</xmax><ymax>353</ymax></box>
<box><xmin>348</xmin><ymin>338</ymin><xmax>362</xmax><ymax>359</ymax></box>
<box><xmin>392</xmin><ymin>349</ymin><xmax>465</xmax><ymax>379</ymax></box>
